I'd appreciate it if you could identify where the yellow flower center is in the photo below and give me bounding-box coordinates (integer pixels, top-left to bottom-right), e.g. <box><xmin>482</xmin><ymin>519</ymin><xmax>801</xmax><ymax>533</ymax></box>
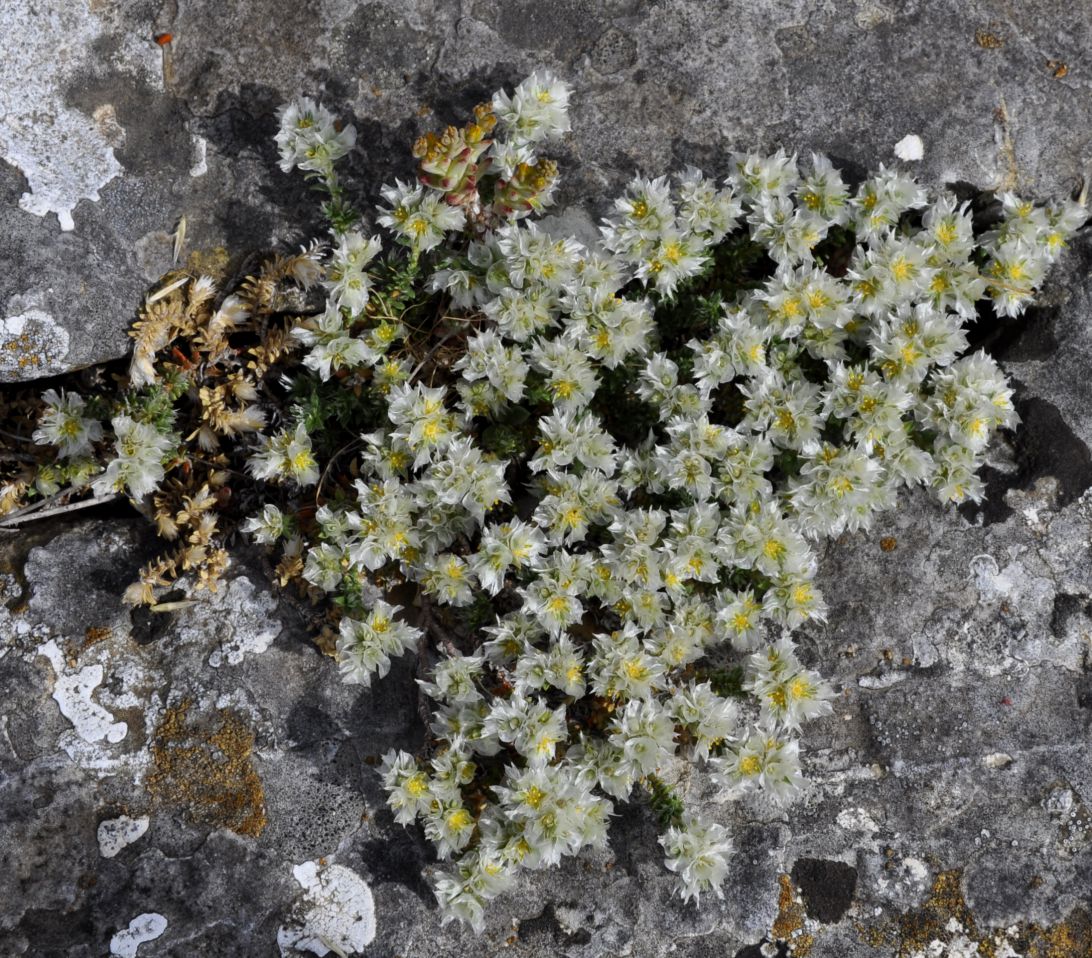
<box><xmin>446</xmin><ymin>808</ymin><xmax>472</xmax><ymax>831</ymax></box>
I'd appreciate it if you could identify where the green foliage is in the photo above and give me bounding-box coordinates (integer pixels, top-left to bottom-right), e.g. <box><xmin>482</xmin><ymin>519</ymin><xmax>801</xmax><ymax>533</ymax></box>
<box><xmin>707</xmin><ymin>665</ymin><xmax>747</xmax><ymax>700</ymax></box>
<box><xmin>644</xmin><ymin>773</ymin><xmax>685</xmax><ymax>828</ymax></box>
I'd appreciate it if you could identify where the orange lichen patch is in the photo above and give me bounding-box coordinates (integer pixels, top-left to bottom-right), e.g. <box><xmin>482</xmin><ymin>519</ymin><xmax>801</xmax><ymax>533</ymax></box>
<box><xmin>82</xmin><ymin>625</ymin><xmax>112</xmax><ymax>652</ymax></box>
<box><xmin>64</xmin><ymin>626</ymin><xmax>114</xmax><ymax>665</ymax></box>
<box><xmin>857</xmin><ymin>867</ymin><xmax>1092</xmax><ymax>957</ymax></box>
<box><xmin>1047</xmin><ymin>59</ymin><xmax>1068</xmax><ymax>78</ymax></box>
<box><xmin>975</xmin><ymin>29</ymin><xmax>1005</xmax><ymax>49</ymax></box>
<box><xmin>146</xmin><ymin>699</ymin><xmax>267</xmax><ymax>837</ymax></box>
<box><xmin>771</xmin><ymin>873</ymin><xmax>816</xmax><ymax>956</ymax></box>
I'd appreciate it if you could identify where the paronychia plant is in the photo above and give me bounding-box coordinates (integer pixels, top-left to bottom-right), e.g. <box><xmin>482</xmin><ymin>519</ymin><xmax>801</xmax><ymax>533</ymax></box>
<box><xmin>2</xmin><ymin>72</ymin><xmax>1087</xmax><ymax>927</ymax></box>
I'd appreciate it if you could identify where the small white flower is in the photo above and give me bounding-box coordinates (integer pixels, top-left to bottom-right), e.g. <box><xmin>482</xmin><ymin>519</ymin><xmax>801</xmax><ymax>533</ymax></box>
<box><xmin>33</xmin><ymin>389</ymin><xmax>103</xmax><ymax>459</ymax></box>
<box><xmin>660</xmin><ymin>813</ymin><xmax>733</xmax><ymax>904</ymax></box>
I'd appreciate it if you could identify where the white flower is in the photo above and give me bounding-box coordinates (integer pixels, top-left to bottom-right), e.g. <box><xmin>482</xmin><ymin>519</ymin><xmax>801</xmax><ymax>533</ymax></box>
<box><xmin>660</xmin><ymin>814</ymin><xmax>733</xmax><ymax>904</ymax></box>
<box><xmin>608</xmin><ymin>698</ymin><xmax>676</xmax><ymax>775</ymax></box>
<box><xmin>378</xmin><ymin>180</ymin><xmax>466</xmax><ymax>253</ymax></box>
<box><xmin>492</xmin><ymin>70</ymin><xmax>572</xmax><ymax>147</ymax></box>
<box><xmin>712</xmin><ymin>724</ymin><xmax>805</xmax><ymax>805</ymax></box>
<box><xmin>380</xmin><ymin>749</ymin><xmax>433</xmax><ymax>825</ymax></box>
<box><xmin>275</xmin><ymin>97</ymin><xmax>356</xmax><ymax>175</ymax></box>
<box><xmin>337</xmin><ymin>600</ymin><xmax>422</xmax><ymax>686</ymax></box>
<box><xmin>247</xmin><ymin>423</ymin><xmax>319</xmax><ymax>487</ymax></box>
<box><xmin>33</xmin><ymin>389</ymin><xmax>102</xmax><ymax>459</ymax></box>
<box><xmin>91</xmin><ymin>415</ymin><xmax>174</xmax><ymax>499</ymax></box>
<box><xmin>242</xmin><ymin>504</ymin><xmax>290</xmax><ymax>544</ymax></box>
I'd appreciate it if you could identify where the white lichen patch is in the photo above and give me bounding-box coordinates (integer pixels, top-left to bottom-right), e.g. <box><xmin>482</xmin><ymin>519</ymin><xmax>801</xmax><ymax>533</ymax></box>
<box><xmin>0</xmin><ymin>1</ymin><xmax>128</xmax><ymax>229</ymax></box>
<box><xmin>98</xmin><ymin>815</ymin><xmax>150</xmax><ymax>858</ymax></box>
<box><xmin>0</xmin><ymin>309</ymin><xmax>70</xmax><ymax>381</ymax></box>
<box><xmin>858</xmin><ymin>670</ymin><xmax>909</xmax><ymax>689</ymax></box>
<box><xmin>1</xmin><ymin>0</ymin><xmax>159</xmax><ymax>232</ymax></box>
<box><xmin>968</xmin><ymin>553</ymin><xmax>1010</xmax><ymax>596</ymax></box>
<box><xmin>174</xmin><ymin>576</ymin><xmax>281</xmax><ymax>667</ymax></box>
<box><xmin>37</xmin><ymin>640</ymin><xmax>127</xmax><ymax>745</ymax></box>
<box><xmin>190</xmin><ymin>135</ymin><xmax>209</xmax><ymax>177</ymax></box>
<box><xmin>277</xmin><ymin>861</ymin><xmax>376</xmax><ymax>957</ymax></box>
<box><xmin>836</xmin><ymin>806</ymin><xmax>880</xmax><ymax>834</ymax></box>
<box><xmin>894</xmin><ymin>133</ymin><xmax>924</xmax><ymax>161</ymax></box>
<box><xmin>110</xmin><ymin>913</ymin><xmax>167</xmax><ymax>957</ymax></box>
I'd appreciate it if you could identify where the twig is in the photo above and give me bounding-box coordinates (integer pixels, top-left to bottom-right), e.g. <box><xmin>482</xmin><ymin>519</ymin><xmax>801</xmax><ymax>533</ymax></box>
<box><xmin>418</xmin><ymin>592</ymin><xmax>460</xmax><ymax>657</ymax></box>
<box><xmin>414</xmin><ymin>595</ymin><xmax>437</xmax><ymax>733</ymax></box>
<box><xmin>0</xmin><ymin>487</ymin><xmax>70</xmax><ymax>524</ymax></box>
<box><xmin>0</xmin><ymin>492</ymin><xmax>123</xmax><ymax>528</ymax></box>
<box><xmin>409</xmin><ymin>328</ymin><xmax>462</xmax><ymax>384</ymax></box>
<box><xmin>149</xmin><ymin>599</ymin><xmax>197</xmax><ymax>613</ymax></box>
<box><xmin>145</xmin><ymin>274</ymin><xmax>191</xmax><ymax>304</ymax></box>
<box><xmin>315</xmin><ymin>438</ymin><xmax>363</xmax><ymax>507</ymax></box>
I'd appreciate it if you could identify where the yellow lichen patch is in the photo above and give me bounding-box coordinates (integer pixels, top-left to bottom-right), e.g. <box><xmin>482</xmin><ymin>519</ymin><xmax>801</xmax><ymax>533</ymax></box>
<box><xmin>146</xmin><ymin>699</ymin><xmax>268</xmax><ymax>837</ymax></box>
<box><xmin>0</xmin><ymin>310</ymin><xmax>69</xmax><ymax>380</ymax></box>
<box><xmin>185</xmin><ymin>246</ymin><xmax>232</xmax><ymax>280</ymax></box>
<box><xmin>856</xmin><ymin>866</ymin><xmax>1092</xmax><ymax>957</ymax></box>
<box><xmin>771</xmin><ymin>873</ymin><xmax>816</xmax><ymax>956</ymax></box>
<box><xmin>1025</xmin><ymin>910</ymin><xmax>1092</xmax><ymax>958</ymax></box>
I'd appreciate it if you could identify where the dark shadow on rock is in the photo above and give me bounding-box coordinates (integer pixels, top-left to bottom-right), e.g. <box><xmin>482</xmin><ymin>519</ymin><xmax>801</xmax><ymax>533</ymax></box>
<box><xmin>130</xmin><ymin>588</ymin><xmax>186</xmax><ymax>645</ymax></box>
<box><xmin>959</xmin><ymin>388</ymin><xmax>1092</xmax><ymax>526</ymax></box>
<box><xmin>1050</xmin><ymin>593</ymin><xmax>1092</xmax><ymax>640</ymax></box>
<box><xmin>360</xmin><ymin>811</ymin><xmax>436</xmax><ymax>906</ymax></box>
<box><xmin>16</xmin><ymin>906</ymin><xmax>96</xmax><ymax>956</ymax></box>
<box><xmin>736</xmin><ymin>942</ymin><xmax>789</xmax><ymax>958</ymax></box>
<box><xmin>966</xmin><ymin>301</ymin><xmax>1060</xmax><ymax>365</ymax></box>
<box><xmin>65</xmin><ymin>73</ymin><xmax>194</xmax><ymax>179</ymax></box>
<box><xmin>604</xmin><ymin>797</ymin><xmax>661</xmax><ymax>876</ymax></box>
<box><xmin>518</xmin><ymin>902</ymin><xmax>593</xmax><ymax>947</ymax></box>
<box><xmin>790</xmin><ymin>857</ymin><xmax>857</xmax><ymax>923</ymax></box>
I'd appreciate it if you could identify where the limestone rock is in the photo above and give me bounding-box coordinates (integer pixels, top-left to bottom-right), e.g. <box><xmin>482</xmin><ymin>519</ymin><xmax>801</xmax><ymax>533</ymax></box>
<box><xmin>2</xmin><ymin>2</ymin><xmax>1092</xmax><ymax>956</ymax></box>
<box><xmin>3</xmin><ymin>0</ymin><xmax>1091</xmax><ymax>380</ymax></box>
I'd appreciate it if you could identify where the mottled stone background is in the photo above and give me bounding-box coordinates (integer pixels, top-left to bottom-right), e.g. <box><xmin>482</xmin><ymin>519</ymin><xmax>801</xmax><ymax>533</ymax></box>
<box><xmin>1</xmin><ymin>1</ymin><xmax>1091</xmax><ymax>956</ymax></box>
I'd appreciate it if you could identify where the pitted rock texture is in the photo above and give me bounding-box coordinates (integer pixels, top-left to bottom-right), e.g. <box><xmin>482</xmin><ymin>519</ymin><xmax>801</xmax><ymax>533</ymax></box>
<box><xmin>3</xmin><ymin>1</ymin><xmax>1092</xmax><ymax>956</ymax></box>
<box><xmin>2</xmin><ymin>0</ymin><xmax>1091</xmax><ymax>379</ymax></box>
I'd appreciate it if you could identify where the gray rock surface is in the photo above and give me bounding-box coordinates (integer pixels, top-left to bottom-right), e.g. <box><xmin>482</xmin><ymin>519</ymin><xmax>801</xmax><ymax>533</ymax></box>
<box><xmin>2</xmin><ymin>1</ymin><xmax>1092</xmax><ymax>956</ymax></box>
<box><xmin>2</xmin><ymin>0</ymin><xmax>1091</xmax><ymax>379</ymax></box>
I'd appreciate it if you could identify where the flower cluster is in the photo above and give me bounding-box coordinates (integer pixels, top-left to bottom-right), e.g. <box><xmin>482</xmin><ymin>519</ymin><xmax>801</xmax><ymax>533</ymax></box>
<box><xmin>13</xmin><ymin>71</ymin><xmax>1084</xmax><ymax>932</ymax></box>
<box><xmin>274</xmin><ymin>97</ymin><xmax>356</xmax><ymax>177</ymax></box>
<box><xmin>246</xmin><ymin>74</ymin><xmax>1089</xmax><ymax>929</ymax></box>
<box><xmin>30</xmin><ymin>396</ymin><xmax>176</xmax><ymax>501</ymax></box>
